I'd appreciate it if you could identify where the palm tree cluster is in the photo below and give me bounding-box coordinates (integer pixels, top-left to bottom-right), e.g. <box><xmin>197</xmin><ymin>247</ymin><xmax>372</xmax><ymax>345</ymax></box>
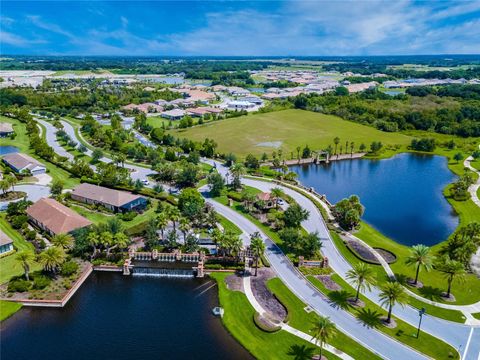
<box><xmin>0</xmin><ymin>173</ymin><xmax>18</xmax><ymax>195</ymax></box>
<box><xmin>249</xmin><ymin>232</ymin><xmax>266</xmax><ymax>276</ymax></box>
<box><xmin>211</xmin><ymin>228</ymin><xmax>243</xmax><ymax>262</ymax></box>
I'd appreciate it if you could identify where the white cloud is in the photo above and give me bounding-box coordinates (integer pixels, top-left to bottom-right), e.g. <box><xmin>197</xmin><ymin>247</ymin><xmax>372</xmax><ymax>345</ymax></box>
<box><xmin>0</xmin><ymin>30</ymin><xmax>45</xmax><ymax>47</ymax></box>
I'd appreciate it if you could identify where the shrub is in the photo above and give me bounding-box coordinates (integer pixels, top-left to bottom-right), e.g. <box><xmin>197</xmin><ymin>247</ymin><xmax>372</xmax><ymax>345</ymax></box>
<box><xmin>60</xmin><ymin>261</ymin><xmax>79</xmax><ymax>276</ymax></box>
<box><xmin>11</xmin><ymin>215</ymin><xmax>28</xmax><ymax>229</ymax></box>
<box><xmin>32</xmin><ymin>275</ymin><xmax>51</xmax><ymax>290</ymax></box>
<box><xmin>8</xmin><ymin>279</ymin><xmax>32</xmax><ymax>293</ymax></box>
<box><xmin>25</xmin><ymin>230</ymin><xmax>37</xmax><ymax>241</ymax></box>
<box><xmin>119</xmin><ymin>211</ymin><xmax>137</xmax><ymax>221</ymax></box>
<box><xmin>227</xmin><ymin>191</ymin><xmax>243</xmax><ymax>202</ymax></box>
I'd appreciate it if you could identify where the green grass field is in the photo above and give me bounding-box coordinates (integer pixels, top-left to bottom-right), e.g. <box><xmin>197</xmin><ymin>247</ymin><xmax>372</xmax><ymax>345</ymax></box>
<box><xmin>209</xmin><ymin>272</ymin><xmax>342</xmax><ymax>360</ymax></box>
<box><xmin>169</xmin><ymin>109</ymin><xmax>413</xmax><ymax>158</ymax></box>
<box><xmin>0</xmin><ymin>300</ymin><xmax>22</xmax><ymax>322</ymax></box>
<box><xmin>0</xmin><ymin>214</ymin><xmax>41</xmax><ymax>285</ymax></box>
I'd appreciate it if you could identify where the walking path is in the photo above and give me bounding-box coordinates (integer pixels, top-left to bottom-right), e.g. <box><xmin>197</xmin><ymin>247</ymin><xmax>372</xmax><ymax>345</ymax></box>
<box><xmin>464</xmin><ymin>156</ymin><xmax>480</xmax><ymax>208</ymax></box>
<box><xmin>243</xmin><ymin>273</ymin><xmax>354</xmax><ymax>360</ymax></box>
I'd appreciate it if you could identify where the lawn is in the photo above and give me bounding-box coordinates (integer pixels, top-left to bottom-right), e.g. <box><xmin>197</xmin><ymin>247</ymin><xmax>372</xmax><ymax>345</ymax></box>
<box><xmin>0</xmin><ymin>116</ymin><xmax>80</xmax><ymax>188</ymax></box>
<box><xmin>307</xmin><ymin>274</ymin><xmax>459</xmax><ymax>360</ymax></box>
<box><xmin>0</xmin><ymin>300</ymin><xmax>22</xmax><ymax>322</ymax></box>
<box><xmin>355</xmin><ymin>223</ymin><xmax>480</xmax><ymax>305</ymax></box>
<box><xmin>267</xmin><ymin>277</ymin><xmax>382</xmax><ymax>360</ymax></box>
<box><xmin>169</xmin><ymin>109</ymin><xmax>413</xmax><ymax>158</ymax></box>
<box><xmin>209</xmin><ymin>272</ymin><xmax>342</xmax><ymax>360</ymax></box>
<box><xmin>0</xmin><ymin>214</ymin><xmax>41</xmax><ymax>284</ymax></box>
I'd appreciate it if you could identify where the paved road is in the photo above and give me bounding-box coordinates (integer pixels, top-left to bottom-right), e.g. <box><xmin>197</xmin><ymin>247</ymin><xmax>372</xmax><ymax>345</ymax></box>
<box><xmin>0</xmin><ymin>184</ymin><xmax>51</xmax><ymax>210</ymax></box>
<box><xmin>206</xmin><ymin>197</ymin><xmax>428</xmax><ymax>360</ymax></box>
<box><xmin>203</xmin><ymin>159</ymin><xmax>480</xmax><ymax>360</ymax></box>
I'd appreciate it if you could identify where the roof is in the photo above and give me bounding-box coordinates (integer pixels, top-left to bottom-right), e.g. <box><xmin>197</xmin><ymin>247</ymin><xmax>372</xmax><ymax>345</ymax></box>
<box><xmin>0</xmin><ymin>229</ymin><xmax>14</xmax><ymax>247</ymax></box>
<box><xmin>72</xmin><ymin>183</ymin><xmax>144</xmax><ymax>207</ymax></box>
<box><xmin>2</xmin><ymin>153</ymin><xmax>44</xmax><ymax>171</ymax></box>
<box><xmin>0</xmin><ymin>123</ymin><xmax>14</xmax><ymax>133</ymax></box>
<box><xmin>26</xmin><ymin>198</ymin><xmax>91</xmax><ymax>235</ymax></box>
<box><xmin>257</xmin><ymin>192</ymin><xmax>272</xmax><ymax>201</ymax></box>
<box><xmin>161</xmin><ymin>109</ymin><xmax>186</xmax><ymax>117</ymax></box>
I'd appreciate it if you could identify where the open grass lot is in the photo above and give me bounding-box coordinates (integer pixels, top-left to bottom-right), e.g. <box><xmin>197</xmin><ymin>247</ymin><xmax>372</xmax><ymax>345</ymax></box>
<box><xmin>0</xmin><ymin>214</ymin><xmax>41</xmax><ymax>285</ymax></box>
<box><xmin>170</xmin><ymin>109</ymin><xmax>413</xmax><ymax>158</ymax></box>
<box><xmin>209</xmin><ymin>272</ymin><xmax>342</xmax><ymax>360</ymax></box>
<box><xmin>307</xmin><ymin>274</ymin><xmax>459</xmax><ymax>360</ymax></box>
<box><xmin>0</xmin><ymin>116</ymin><xmax>80</xmax><ymax>188</ymax></box>
<box><xmin>0</xmin><ymin>300</ymin><xmax>22</xmax><ymax>322</ymax></box>
<box><xmin>267</xmin><ymin>277</ymin><xmax>382</xmax><ymax>360</ymax></box>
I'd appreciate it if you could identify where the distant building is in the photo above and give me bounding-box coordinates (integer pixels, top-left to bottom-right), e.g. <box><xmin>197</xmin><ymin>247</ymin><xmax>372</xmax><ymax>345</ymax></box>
<box><xmin>0</xmin><ymin>229</ymin><xmax>14</xmax><ymax>255</ymax></box>
<box><xmin>227</xmin><ymin>100</ymin><xmax>255</xmax><ymax>110</ymax></box>
<box><xmin>160</xmin><ymin>109</ymin><xmax>187</xmax><ymax>120</ymax></box>
<box><xmin>2</xmin><ymin>153</ymin><xmax>46</xmax><ymax>176</ymax></box>
<box><xmin>0</xmin><ymin>123</ymin><xmax>14</xmax><ymax>137</ymax></box>
<box><xmin>26</xmin><ymin>198</ymin><xmax>92</xmax><ymax>236</ymax></box>
<box><xmin>71</xmin><ymin>183</ymin><xmax>147</xmax><ymax>213</ymax></box>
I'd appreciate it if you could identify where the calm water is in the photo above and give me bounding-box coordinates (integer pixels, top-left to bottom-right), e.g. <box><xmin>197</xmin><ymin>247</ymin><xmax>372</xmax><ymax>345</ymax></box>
<box><xmin>291</xmin><ymin>153</ymin><xmax>458</xmax><ymax>246</ymax></box>
<box><xmin>0</xmin><ymin>145</ymin><xmax>19</xmax><ymax>155</ymax></box>
<box><xmin>1</xmin><ymin>272</ymin><xmax>252</xmax><ymax>360</ymax></box>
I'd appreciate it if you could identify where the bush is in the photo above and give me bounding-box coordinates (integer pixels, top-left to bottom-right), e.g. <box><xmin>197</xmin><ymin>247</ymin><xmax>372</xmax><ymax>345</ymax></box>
<box><xmin>60</xmin><ymin>261</ymin><xmax>79</xmax><ymax>276</ymax></box>
<box><xmin>8</xmin><ymin>279</ymin><xmax>32</xmax><ymax>293</ymax></box>
<box><xmin>32</xmin><ymin>275</ymin><xmax>51</xmax><ymax>290</ymax></box>
<box><xmin>118</xmin><ymin>211</ymin><xmax>137</xmax><ymax>221</ymax></box>
<box><xmin>25</xmin><ymin>230</ymin><xmax>37</xmax><ymax>241</ymax></box>
<box><xmin>227</xmin><ymin>191</ymin><xmax>243</xmax><ymax>202</ymax></box>
<box><xmin>11</xmin><ymin>215</ymin><xmax>28</xmax><ymax>229</ymax></box>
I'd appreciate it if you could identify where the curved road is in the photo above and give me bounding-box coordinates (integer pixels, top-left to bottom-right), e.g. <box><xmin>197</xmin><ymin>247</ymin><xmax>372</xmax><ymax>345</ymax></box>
<box><xmin>204</xmin><ymin>159</ymin><xmax>480</xmax><ymax>360</ymax></box>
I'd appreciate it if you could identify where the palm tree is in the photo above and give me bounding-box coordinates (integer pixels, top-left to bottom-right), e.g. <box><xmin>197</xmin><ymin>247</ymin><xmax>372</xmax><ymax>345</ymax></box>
<box><xmin>333</xmin><ymin>137</ymin><xmax>340</xmax><ymax>156</ymax></box>
<box><xmin>270</xmin><ymin>187</ymin><xmax>284</xmax><ymax>209</ymax></box>
<box><xmin>8</xmin><ymin>174</ymin><xmax>17</xmax><ymax>191</ymax></box>
<box><xmin>405</xmin><ymin>244</ymin><xmax>434</xmax><ymax>285</ymax></box>
<box><xmin>311</xmin><ymin>316</ymin><xmax>337</xmax><ymax>359</ymax></box>
<box><xmin>296</xmin><ymin>146</ymin><xmax>301</xmax><ymax>160</ymax></box>
<box><xmin>437</xmin><ymin>256</ymin><xmax>466</xmax><ymax>298</ymax></box>
<box><xmin>156</xmin><ymin>213</ymin><xmax>168</xmax><ymax>240</ymax></box>
<box><xmin>230</xmin><ymin>163</ymin><xmax>245</xmax><ymax>190</ymax></box>
<box><xmin>179</xmin><ymin>218</ymin><xmax>191</xmax><ymax>242</ymax></box>
<box><xmin>52</xmin><ymin>233</ymin><xmax>74</xmax><ymax>251</ymax></box>
<box><xmin>87</xmin><ymin>231</ymin><xmax>101</xmax><ymax>259</ymax></box>
<box><xmin>346</xmin><ymin>262</ymin><xmax>376</xmax><ymax>303</ymax></box>
<box><xmin>379</xmin><ymin>282</ymin><xmax>408</xmax><ymax>324</ymax></box>
<box><xmin>211</xmin><ymin>228</ymin><xmax>223</xmax><ymax>255</ymax></box>
<box><xmin>15</xmin><ymin>251</ymin><xmax>34</xmax><ymax>281</ymax></box>
<box><xmin>106</xmin><ymin>232</ymin><xmax>129</xmax><ymax>257</ymax></box>
<box><xmin>0</xmin><ymin>179</ymin><xmax>10</xmax><ymax>195</ymax></box>
<box><xmin>167</xmin><ymin>206</ymin><xmax>181</xmax><ymax>233</ymax></box>
<box><xmin>350</xmin><ymin>142</ymin><xmax>355</xmax><ymax>157</ymax></box>
<box><xmin>229</xmin><ymin>235</ymin><xmax>243</xmax><ymax>264</ymax></box>
<box><xmin>250</xmin><ymin>232</ymin><xmax>265</xmax><ymax>276</ymax></box>
<box><xmin>39</xmin><ymin>246</ymin><xmax>66</xmax><ymax>274</ymax></box>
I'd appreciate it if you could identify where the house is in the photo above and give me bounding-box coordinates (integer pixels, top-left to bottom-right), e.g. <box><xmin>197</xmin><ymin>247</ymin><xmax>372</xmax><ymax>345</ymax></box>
<box><xmin>2</xmin><ymin>153</ymin><xmax>46</xmax><ymax>175</ymax></box>
<box><xmin>186</xmin><ymin>108</ymin><xmax>211</xmax><ymax>117</ymax></box>
<box><xmin>0</xmin><ymin>123</ymin><xmax>14</xmax><ymax>137</ymax></box>
<box><xmin>241</xmin><ymin>96</ymin><xmax>263</xmax><ymax>105</ymax></box>
<box><xmin>160</xmin><ymin>109</ymin><xmax>187</xmax><ymax>120</ymax></box>
<box><xmin>227</xmin><ymin>100</ymin><xmax>255</xmax><ymax>110</ymax></box>
<box><xmin>256</xmin><ymin>192</ymin><xmax>276</xmax><ymax>210</ymax></box>
<box><xmin>0</xmin><ymin>229</ymin><xmax>14</xmax><ymax>255</ymax></box>
<box><xmin>26</xmin><ymin>198</ymin><xmax>92</xmax><ymax>236</ymax></box>
<box><xmin>71</xmin><ymin>183</ymin><xmax>147</xmax><ymax>213</ymax></box>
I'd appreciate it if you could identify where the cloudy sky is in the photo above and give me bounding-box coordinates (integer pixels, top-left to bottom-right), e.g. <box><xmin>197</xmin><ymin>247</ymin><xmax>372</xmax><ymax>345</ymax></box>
<box><xmin>1</xmin><ymin>0</ymin><xmax>480</xmax><ymax>56</ymax></box>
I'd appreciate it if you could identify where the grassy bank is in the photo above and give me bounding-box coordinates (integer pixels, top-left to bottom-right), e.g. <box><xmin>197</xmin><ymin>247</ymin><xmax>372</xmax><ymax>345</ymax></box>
<box><xmin>209</xmin><ymin>272</ymin><xmax>341</xmax><ymax>360</ymax></box>
<box><xmin>0</xmin><ymin>300</ymin><xmax>22</xmax><ymax>322</ymax></box>
<box><xmin>307</xmin><ymin>274</ymin><xmax>459</xmax><ymax>360</ymax></box>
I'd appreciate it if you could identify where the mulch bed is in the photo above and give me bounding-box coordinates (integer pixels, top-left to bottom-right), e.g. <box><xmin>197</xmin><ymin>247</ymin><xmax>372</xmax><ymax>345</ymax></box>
<box><xmin>0</xmin><ymin>191</ymin><xmax>26</xmax><ymax>201</ymax></box>
<box><xmin>225</xmin><ymin>274</ymin><xmax>244</xmax><ymax>293</ymax></box>
<box><xmin>346</xmin><ymin>239</ymin><xmax>379</xmax><ymax>263</ymax></box>
<box><xmin>251</xmin><ymin>268</ymin><xmax>287</xmax><ymax>322</ymax></box>
<box><xmin>373</xmin><ymin>247</ymin><xmax>397</xmax><ymax>264</ymax></box>
<box><xmin>316</xmin><ymin>275</ymin><xmax>342</xmax><ymax>291</ymax></box>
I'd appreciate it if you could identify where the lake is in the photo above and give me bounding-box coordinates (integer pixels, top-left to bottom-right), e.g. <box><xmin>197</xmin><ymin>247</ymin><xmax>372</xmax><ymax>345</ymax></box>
<box><xmin>291</xmin><ymin>153</ymin><xmax>458</xmax><ymax>246</ymax></box>
<box><xmin>1</xmin><ymin>272</ymin><xmax>252</xmax><ymax>360</ymax></box>
<box><xmin>0</xmin><ymin>146</ymin><xmax>19</xmax><ymax>155</ymax></box>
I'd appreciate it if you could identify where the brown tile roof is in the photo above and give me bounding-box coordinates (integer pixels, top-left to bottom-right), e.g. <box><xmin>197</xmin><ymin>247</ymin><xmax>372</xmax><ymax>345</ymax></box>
<box><xmin>0</xmin><ymin>229</ymin><xmax>14</xmax><ymax>247</ymax></box>
<box><xmin>26</xmin><ymin>198</ymin><xmax>91</xmax><ymax>235</ymax></box>
<box><xmin>257</xmin><ymin>192</ymin><xmax>272</xmax><ymax>201</ymax></box>
<box><xmin>2</xmin><ymin>153</ymin><xmax>43</xmax><ymax>171</ymax></box>
<box><xmin>72</xmin><ymin>183</ymin><xmax>143</xmax><ymax>207</ymax></box>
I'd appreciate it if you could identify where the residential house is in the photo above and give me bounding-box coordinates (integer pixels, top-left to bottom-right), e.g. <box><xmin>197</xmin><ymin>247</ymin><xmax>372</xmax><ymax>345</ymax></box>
<box><xmin>0</xmin><ymin>229</ymin><xmax>14</xmax><ymax>255</ymax></box>
<box><xmin>2</xmin><ymin>153</ymin><xmax>46</xmax><ymax>176</ymax></box>
<box><xmin>0</xmin><ymin>123</ymin><xmax>14</xmax><ymax>137</ymax></box>
<box><xmin>160</xmin><ymin>109</ymin><xmax>187</xmax><ymax>120</ymax></box>
<box><xmin>71</xmin><ymin>183</ymin><xmax>147</xmax><ymax>213</ymax></box>
<box><xmin>26</xmin><ymin>198</ymin><xmax>92</xmax><ymax>236</ymax></box>
<box><xmin>256</xmin><ymin>192</ymin><xmax>276</xmax><ymax>210</ymax></box>
<box><xmin>227</xmin><ymin>100</ymin><xmax>255</xmax><ymax>110</ymax></box>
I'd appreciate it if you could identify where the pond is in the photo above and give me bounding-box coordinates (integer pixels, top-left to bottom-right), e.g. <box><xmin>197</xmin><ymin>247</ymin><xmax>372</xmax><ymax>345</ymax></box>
<box><xmin>0</xmin><ymin>146</ymin><xmax>19</xmax><ymax>155</ymax></box>
<box><xmin>1</xmin><ymin>272</ymin><xmax>252</xmax><ymax>360</ymax></box>
<box><xmin>291</xmin><ymin>153</ymin><xmax>458</xmax><ymax>246</ymax></box>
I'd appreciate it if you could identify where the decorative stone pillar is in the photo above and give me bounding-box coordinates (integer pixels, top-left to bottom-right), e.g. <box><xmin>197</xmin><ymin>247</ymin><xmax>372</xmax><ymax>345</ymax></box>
<box><xmin>322</xmin><ymin>257</ymin><xmax>329</xmax><ymax>268</ymax></box>
<box><xmin>152</xmin><ymin>249</ymin><xmax>158</xmax><ymax>260</ymax></box>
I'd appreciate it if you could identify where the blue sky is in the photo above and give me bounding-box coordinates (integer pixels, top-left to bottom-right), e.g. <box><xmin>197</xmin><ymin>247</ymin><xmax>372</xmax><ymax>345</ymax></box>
<box><xmin>1</xmin><ymin>1</ymin><xmax>480</xmax><ymax>56</ymax></box>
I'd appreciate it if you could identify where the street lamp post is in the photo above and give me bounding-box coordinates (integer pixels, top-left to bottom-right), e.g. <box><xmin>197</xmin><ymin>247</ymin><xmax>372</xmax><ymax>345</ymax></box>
<box><xmin>416</xmin><ymin>308</ymin><xmax>426</xmax><ymax>338</ymax></box>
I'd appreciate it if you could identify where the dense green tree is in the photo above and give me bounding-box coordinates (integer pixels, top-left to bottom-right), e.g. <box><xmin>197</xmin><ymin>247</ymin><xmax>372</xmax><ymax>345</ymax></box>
<box><xmin>283</xmin><ymin>204</ymin><xmax>309</xmax><ymax>228</ymax></box>
<box><xmin>207</xmin><ymin>172</ymin><xmax>225</xmax><ymax>197</ymax></box>
<box><xmin>178</xmin><ymin>188</ymin><xmax>205</xmax><ymax>221</ymax></box>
